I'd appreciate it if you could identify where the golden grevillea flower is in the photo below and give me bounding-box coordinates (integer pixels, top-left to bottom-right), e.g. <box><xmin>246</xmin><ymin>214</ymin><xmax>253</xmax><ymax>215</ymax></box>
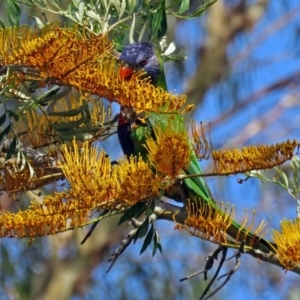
<box><xmin>16</xmin><ymin>95</ymin><xmax>111</xmax><ymax>148</ymax></box>
<box><xmin>144</xmin><ymin>117</ymin><xmax>191</xmax><ymax>179</ymax></box>
<box><xmin>0</xmin><ymin>24</ymin><xmax>112</xmax><ymax>81</ymax></box>
<box><xmin>189</xmin><ymin>120</ymin><xmax>211</xmax><ymax>160</ymax></box>
<box><xmin>59</xmin><ymin>140</ymin><xmax>117</xmax><ymax>203</ymax></box>
<box><xmin>175</xmin><ymin>201</ymin><xmax>234</xmax><ymax>244</ymax></box>
<box><xmin>0</xmin><ymin>159</ymin><xmax>62</xmax><ymax>197</ymax></box>
<box><xmin>175</xmin><ymin>201</ymin><xmax>268</xmax><ymax>247</ymax></box>
<box><xmin>0</xmin><ymin>24</ymin><xmax>186</xmax><ymax>114</ymax></box>
<box><xmin>114</xmin><ymin>156</ymin><xmax>163</xmax><ymax>206</ymax></box>
<box><xmin>272</xmin><ymin>218</ymin><xmax>300</xmax><ymax>270</ymax></box>
<box><xmin>212</xmin><ymin>139</ymin><xmax>300</xmax><ymax>174</ymax></box>
<box><xmin>0</xmin><ymin>189</ymin><xmax>104</xmax><ymax>238</ymax></box>
<box><xmin>76</xmin><ymin>58</ymin><xmax>186</xmax><ymax>113</ymax></box>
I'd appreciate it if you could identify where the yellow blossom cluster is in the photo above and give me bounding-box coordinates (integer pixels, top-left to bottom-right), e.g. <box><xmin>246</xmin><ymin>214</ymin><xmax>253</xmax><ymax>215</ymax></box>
<box><xmin>60</xmin><ymin>140</ymin><xmax>164</xmax><ymax>207</ymax></box>
<box><xmin>74</xmin><ymin>59</ymin><xmax>186</xmax><ymax>113</ymax></box>
<box><xmin>0</xmin><ymin>190</ymin><xmax>97</xmax><ymax>239</ymax></box>
<box><xmin>175</xmin><ymin>201</ymin><xmax>234</xmax><ymax>244</ymax></box>
<box><xmin>0</xmin><ymin>24</ymin><xmax>112</xmax><ymax>81</ymax></box>
<box><xmin>272</xmin><ymin>218</ymin><xmax>300</xmax><ymax>270</ymax></box>
<box><xmin>15</xmin><ymin>95</ymin><xmax>110</xmax><ymax>148</ymax></box>
<box><xmin>0</xmin><ymin>24</ymin><xmax>186</xmax><ymax>114</ymax></box>
<box><xmin>0</xmin><ymin>159</ymin><xmax>62</xmax><ymax>197</ymax></box>
<box><xmin>144</xmin><ymin>116</ymin><xmax>191</xmax><ymax>179</ymax></box>
<box><xmin>0</xmin><ymin>139</ymin><xmax>166</xmax><ymax>238</ymax></box>
<box><xmin>175</xmin><ymin>200</ymin><xmax>268</xmax><ymax>249</ymax></box>
<box><xmin>212</xmin><ymin>139</ymin><xmax>299</xmax><ymax>174</ymax></box>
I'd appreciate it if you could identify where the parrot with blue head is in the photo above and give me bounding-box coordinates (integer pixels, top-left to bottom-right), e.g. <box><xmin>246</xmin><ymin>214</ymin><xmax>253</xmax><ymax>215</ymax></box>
<box><xmin>117</xmin><ymin>41</ymin><xmax>275</xmax><ymax>253</ymax></box>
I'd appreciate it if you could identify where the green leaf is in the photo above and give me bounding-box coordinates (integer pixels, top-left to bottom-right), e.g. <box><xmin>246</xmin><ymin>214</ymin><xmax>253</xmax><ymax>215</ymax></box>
<box><xmin>0</xmin><ymin>122</ymin><xmax>11</xmax><ymax>142</ymax></box>
<box><xmin>150</xmin><ymin>0</ymin><xmax>167</xmax><ymax>40</ymax></box>
<box><xmin>170</xmin><ymin>0</ymin><xmax>216</xmax><ymax>19</ymax></box>
<box><xmin>118</xmin><ymin>201</ymin><xmax>147</xmax><ymax>225</ymax></box>
<box><xmin>27</xmin><ymin>161</ymin><xmax>36</xmax><ymax>179</ymax></box>
<box><xmin>0</xmin><ymin>20</ymin><xmax>6</xmax><ymax>29</ymax></box>
<box><xmin>129</xmin><ymin>13</ymin><xmax>136</xmax><ymax>44</ymax></box>
<box><xmin>134</xmin><ymin>217</ymin><xmax>149</xmax><ymax>243</ymax></box>
<box><xmin>46</xmin><ymin>102</ymin><xmax>88</xmax><ymax>117</ymax></box>
<box><xmin>145</xmin><ymin>198</ymin><xmax>155</xmax><ymax>216</ymax></box>
<box><xmin>7</xmin><ymin>109</ymin><xmax>19</xmax><ymax>122</ymax></box>
<box><xmin>127</xmin><ymin>0</ymin><xmax>138</xmax><ymax>13</ymax></box>
<box><xmin>51</xmin><ymin>112</ymin><xmax>88</xmax><ymax>131</ymax></box>
<box><xmin>140</xmin><ymin>224</ymin><xmax>154</xmax><ymax>255</ymax></box>
<box><xmin>7</xmin><ymin>0</ymin><xmax>21</xmax><ymax>26</ymax></box>
<box><xmin>0</xmin><ymin>103</ymin><xmax>7</xmax><ymax>124</ymax></box>
<box><xmin>119</xmin><ymin>0</ymin><xmax>126</xmax><ymax>19</ymax></box>
<box><xmin>33</xmin><ymin>16</ymin><xmax>45</xmax><ymax>29</ymax></box>
<box><xmin>152</xmin><ymin>229</ymin><xmax>162</xmax><ymax>256</ymax></box>
<box><xmin>57</xmin><ymin>132</ymin><xmax>95</xmax><ymax>141</ymax></box>
<box><xmin>78</xmin><ymin>1</ymin><xmax>85</xmax><ymax>22</ymax></box>
<box><xmin>36</xmin><ymin>86</ymin><xmax>71</xmax><ymax>105</ymax></box>
<box><xmin>274</xmin><ymin>167</ymin><xmax>290</xmax><ymax>191</ymax></box>
<box><xmin>5</xmin><ymin>136</ymin><xmax>18</xmax><ymax>161</ymax></box>
<box><xmin>177</xmin><ymin>0</ymin><xmax>189</xmax><ymax>14</ymax></box>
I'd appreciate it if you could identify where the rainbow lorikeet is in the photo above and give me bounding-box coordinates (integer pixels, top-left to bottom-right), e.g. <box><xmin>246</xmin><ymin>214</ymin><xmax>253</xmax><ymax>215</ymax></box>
<box><xmin>117</xmin><ymin>42</ymin><xmax>274</xmax><ymax>253</ymax></box>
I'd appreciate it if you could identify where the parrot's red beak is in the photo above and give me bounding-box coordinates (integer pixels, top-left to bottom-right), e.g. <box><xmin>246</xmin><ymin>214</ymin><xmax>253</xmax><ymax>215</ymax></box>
<box><xmin>119</xmin><ymin>65</ymin><xmax>134</xmax><ymax>81</ymax></box>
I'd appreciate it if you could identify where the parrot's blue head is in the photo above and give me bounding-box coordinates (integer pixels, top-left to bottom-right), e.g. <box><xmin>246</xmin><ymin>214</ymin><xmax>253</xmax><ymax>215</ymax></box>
<box><xmin>119</xmin><ymin>42</ymin><xmax>160</xmax><ymax>85</ymax></box>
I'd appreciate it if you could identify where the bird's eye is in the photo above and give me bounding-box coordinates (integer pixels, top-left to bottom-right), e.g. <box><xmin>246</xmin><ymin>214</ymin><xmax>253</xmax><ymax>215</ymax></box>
<box><xmin>140</xmin><ymin>59</ymin><xmax>147</xmax><ymax>67</ymax></box>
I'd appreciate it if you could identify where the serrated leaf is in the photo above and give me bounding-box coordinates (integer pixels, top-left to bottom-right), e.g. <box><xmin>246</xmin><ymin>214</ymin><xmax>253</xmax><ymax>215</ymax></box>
<box><xmin>118</xmin><ymin>201</ymin><xmax>147</xmax><ymax>225</ymax></box>
<box><xmin>140</xmin><ymin>224</ymin><xmax>154</xmax><ymax>255</ymax></box>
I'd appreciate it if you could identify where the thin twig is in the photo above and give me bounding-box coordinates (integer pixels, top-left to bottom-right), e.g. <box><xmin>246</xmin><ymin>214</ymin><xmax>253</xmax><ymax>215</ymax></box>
<box><xmin>106</xmin><ymin>222</ymin><xmax>138</xmax><ymax>273</ymax></box>
<box><xmin>202</xmin><ymin>242</ymin><xmax>244</xmax><ymax>300</ymax></box>
<box><xmin>199</xmin><ymin>247</ymin><xmax>228</xmax><ymax>300</ymax></box>
<box><xmin>80</xmin><ymin>209</ymin><xmax>109</xmax><ymax>245</ymax></box>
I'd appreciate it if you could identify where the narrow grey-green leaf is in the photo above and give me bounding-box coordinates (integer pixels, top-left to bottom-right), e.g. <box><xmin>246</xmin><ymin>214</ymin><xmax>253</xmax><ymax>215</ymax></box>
<box><xmin>140</xmin><ymin>224</ymin><xmax>154</xmax><ymax>255</ymax></box>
